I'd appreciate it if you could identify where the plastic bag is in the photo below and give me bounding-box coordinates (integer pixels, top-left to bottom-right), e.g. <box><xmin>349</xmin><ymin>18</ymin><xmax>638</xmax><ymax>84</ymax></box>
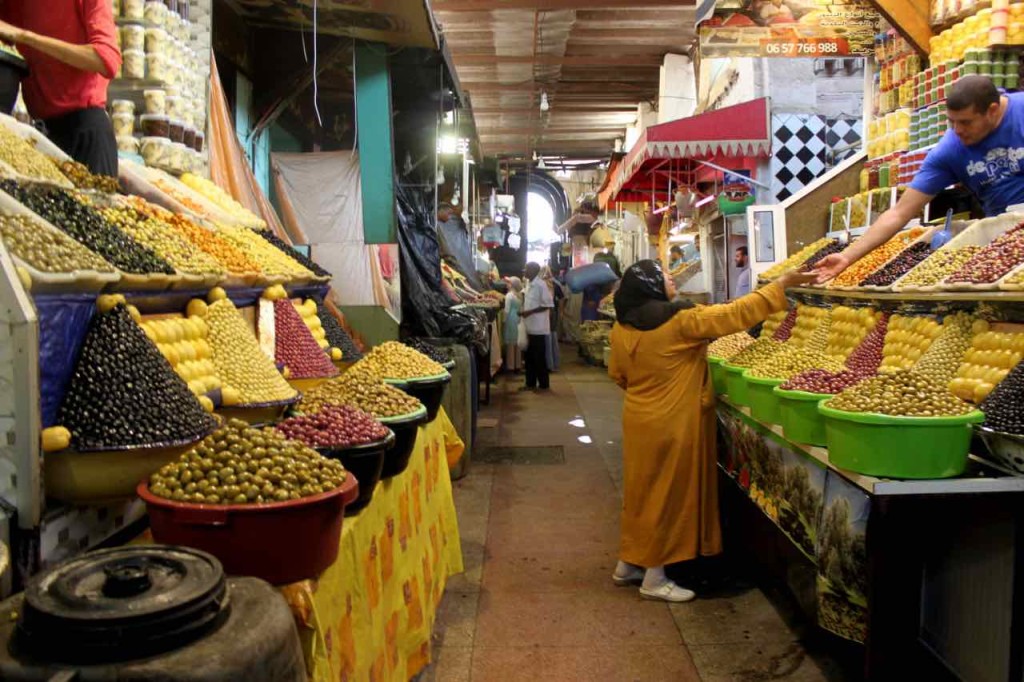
<box><xmin>517</xmin><ymin>318</ymin><xmax>528</xmax><ymax>351</ymax></box>
<box><xmin>565</xmin><ymin>261</ymin><xmax>618</xmax><ymax>294</ymax></box>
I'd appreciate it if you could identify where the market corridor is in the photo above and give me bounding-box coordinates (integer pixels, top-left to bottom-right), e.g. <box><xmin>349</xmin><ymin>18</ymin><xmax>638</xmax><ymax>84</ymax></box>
<box><xmin>421</xmin><ymin>352</ymin><xmax>858</xmax><ymax>681</ymax></box>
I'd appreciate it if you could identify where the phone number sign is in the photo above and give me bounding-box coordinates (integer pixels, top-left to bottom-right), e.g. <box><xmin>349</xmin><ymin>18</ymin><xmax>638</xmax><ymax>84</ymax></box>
<box><xmin>760</xmin><ymin>38</ymin><xmax>850</xmax><ymax>57</ymax></box>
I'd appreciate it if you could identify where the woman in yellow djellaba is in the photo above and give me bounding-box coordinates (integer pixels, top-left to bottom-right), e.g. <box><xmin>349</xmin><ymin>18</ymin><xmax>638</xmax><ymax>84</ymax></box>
<box><xmin>608</xmin><ymin>260</ymin><xmax>814</xmax><ymax>602</ymax></box>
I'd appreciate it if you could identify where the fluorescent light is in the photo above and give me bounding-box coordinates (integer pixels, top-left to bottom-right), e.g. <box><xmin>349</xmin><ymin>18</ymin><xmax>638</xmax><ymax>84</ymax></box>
<box><xmin>438</xmin><ymin>135</ymin><xmax>457</xmax><ymax>154</ymax></box>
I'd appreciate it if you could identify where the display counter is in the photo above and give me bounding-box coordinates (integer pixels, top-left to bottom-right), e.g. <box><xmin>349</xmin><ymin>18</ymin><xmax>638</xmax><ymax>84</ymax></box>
<box><xmin>279</xmin><ymin>410</ymin><xmax>464</xmax><ymax>681</ymax></box>
<box><xmin>716</xmin><ymin>397</ymin><xmax>1024</xmax><ymax>681</ymax></box>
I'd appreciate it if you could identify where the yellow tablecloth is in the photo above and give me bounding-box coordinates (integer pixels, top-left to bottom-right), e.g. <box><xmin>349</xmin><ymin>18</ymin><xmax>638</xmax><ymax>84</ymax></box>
<box><xmin>281</xmin><ymin>409</ymin><xmax>465</xmax><ymax>681</ymax></box>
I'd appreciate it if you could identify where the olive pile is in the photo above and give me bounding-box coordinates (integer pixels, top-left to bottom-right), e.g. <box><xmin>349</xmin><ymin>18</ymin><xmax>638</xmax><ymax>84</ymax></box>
<box><xmin>789</xmin><ymin>306</ymin><xmax>830</xmax><ymax>349</ymax></box>
<box><xmin>897</xmin><ymin>246</ymin><xmax>981</xmax><ymax>288</ymax></box>
<box><xmin>800</xmin><ymin>240</ymin><xmax>845</xmax><ymax>272</ymax></box>
<box><xmin>0</xmin><ymin>213</ymin><xmax>114</xmax><ymax>273</ymax></box>
<box><xmin>0</xmin><ymin>181</ymin><xmax>175</xmax><ymax>275</ymax></box>
<box><xmin>257</xmin><ymin>230</ymin><xmax>332</xmax><ymax>278</ymax></box>
<box><xmin>912</xmin><ymin>312</ymin><xmax>975</xmax><ymax>386</ymax></box>
<box><xmin>949</xmin><ymin>323</ymin><xmax>1024</xmax><ymax>403</ymax></box>
<box><xmin>860</xmin><ymin>242</ymin><xmax>933</xmax><ymax>286</ymax></box>
<box><xmin>827</xmin><ymin>306</ymin><xmax>878</xmax><ymax>362</ymax></box>
<box><xmin>299</xmin><ymin>363</ymin><xmax>422</xmax><ymax>418</ymax></box>
<box><xmin>772</xmin><ymin>308</ymin><xmax>799</xmax><ymax>342</ymax></box>
<box><xmin>946</xmin><ymin>224</ymin><xmax>1024</xmax><ymax>284</ymax></box>
<box><xmin>844</xmin><ymin>313</ymin><xmax>890</xmax><ymax>374</ymax></box>
<box><xmin>148</xmin><ymin>419</ymin><xmax>348</xmax><ymax>505</ymax></box>
<box><xmin>726</xmin><ymin>338</ymin><xmax>784</xmax><ymax>369</ymax></box>
<box><xmin>99</xmin><ymin>204</ymin><xmax>226</xmax><ymax>276</ymax></box>
<box><xmin>405</xmin><ymin>338</ymin><xmax>453</xmax><ymax>365</ymax></box>
<box><xmin>760</xmin><ymin>310</ymin><xmax>789</xmax><ymax>339</ymax></box>
<box><xmin>361</xmin><ymin>341</ymin><xmax>446</xmax><ymax>379</ymax></box>
<box><xmin>880</xmin><ymin>314</ymin><xmax>942</xmax><ymax>373</ymax></box>
<box><xmin>830</xmin><ymin>228</ymin><xmax>925</xmax><ymax>288</ymax></box>
<box><xmin>748</xmin><ymin>347</ymin><xmax>844</xmax><ymax>380</ymax></box>
<box><xmin>58</xmin><ymin>160</ymin><xmax>119</xmax><ymax>193</ymax></box>
<box><xmin>217</xmin><ymin>226</ymin><xmax>313</xmax><ymax>279</ymax></box>
<box><xmin>980</xmin><ymin>361</ymin><xmax>1024</xmax><ymax>433</ymax></box>
<box><xmin>276</xmin><ymin>405</ymin><xmax>390</xmax><ymax>449</ymax></box>
<box><xmin>707</xmin><ymin>331</ymin><xmax>755</xmax><ymax>359</ymax></box>
<box><xmin>274</xmin><ymin>299</ymin><xmax>338</xmax><ymax>379</ymax></box>
<box><xmin>0</xmin><ymin>126</ymin><xmax>67</xmax><ymax>184</ymax></box>
<box><xmin>315</xmin><ymin>300</ymin><xmax>363</xmax><ymax>361</ymax></box>
<box><xmin>124</xmin><ymin>197</ymin><xmax>260</xmax><ymax>276</ymax></box>
<box><xmin>782</xmin><ymin>369</ymin><xmax>870</xmax><ymax>394</ymax></box>
<box><xmin>206</xmin><ymin>299</ymin><xmax>297</xmax><ymax>403</ymax></box>
<box><xmin>826</xmin><ymin>370</ymin><xmax>974</xmax><ymax>417</ymax></box>
<box><xmin>760</xmin><ymin>238</ymin><xmax>835</xmax><ymax>280</ymax></box>
<box><xmin>58</xmin><ymin>304</ymin><xmax>217</xmax><ymax>449</ymax></box>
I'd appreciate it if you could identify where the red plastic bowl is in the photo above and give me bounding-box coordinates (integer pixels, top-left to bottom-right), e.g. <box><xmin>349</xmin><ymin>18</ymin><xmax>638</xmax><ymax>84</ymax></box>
<box><xmin>137</xmin><ymin>475</ymin><xmax>359</xmax><ymax>585</ymax></box>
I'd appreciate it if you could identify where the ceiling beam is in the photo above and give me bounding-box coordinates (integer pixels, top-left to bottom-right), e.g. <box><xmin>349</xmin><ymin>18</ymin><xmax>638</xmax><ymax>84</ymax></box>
<box><xmin>450</xmin><ymin>53</ymin><xmax>664</xmax><ymax>66</ymax></box>
<box><xmin>478</xmin><ymin>127</ymin><xmax>625</xmax><ymax>135</ymax></box>
<box><xmin>434</xmin><ymin>0</ymin><xmax>693</xmax><ymax>9</ymax></box>
<box><xmin>470</xmin><ymin>106</ymin><xmax>635</xmax><ymax>114</ymax></box>
<box><xmin>461</xmin><ymin>81</ymin><xmax>655</xmax><ymax>93</ymax></box>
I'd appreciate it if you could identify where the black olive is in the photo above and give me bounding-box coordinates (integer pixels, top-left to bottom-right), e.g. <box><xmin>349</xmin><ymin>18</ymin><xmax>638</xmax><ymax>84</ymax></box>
<box><xmin>0</xmin><ymin>180</ymin><xmax>175</xmax><ymax>276</ymax></box>
<box><xmin>255</xmin><ymin>230</ymin><xmax>331</xmax><ymax>277</ymax></box>
<box><xmin>313</xmin><ymin>296</ymin><xmax>363</xmax><ymax>360</ymax></box>
<box><xmin>57</xmin><ymin>304</ymin><xmax>216</xmax><ymax>448</ymax></box>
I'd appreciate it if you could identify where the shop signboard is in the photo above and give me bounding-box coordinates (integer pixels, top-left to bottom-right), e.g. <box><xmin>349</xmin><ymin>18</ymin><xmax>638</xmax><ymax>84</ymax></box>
<box><xmin>699</xmin><ymin>0</ymin><xmax>881</xmax><ymax>59</ymax></box>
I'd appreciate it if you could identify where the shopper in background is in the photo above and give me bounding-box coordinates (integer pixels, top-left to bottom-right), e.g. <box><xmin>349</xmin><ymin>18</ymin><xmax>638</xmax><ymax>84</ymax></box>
<box><xmin>542</xmin><ymin>266</ymin><xmax>564</xmax><ymax>372</ymax></box>
<box><xmin>594</xmin><ymin>241</ymin><xmax>622</xmax><ymax>277</ymax></box>
<box><xmin>521</xmin><ymin>262</ymin><xmax>554</xmax><ymax>391</ymax></box>
<box><xmin>0</xmin><ymin>1</ymin><xmax>121</xmax><ymax>176</ymax></box>
<box><xmin>502</xmin><ymin>277</ymin><xmax>523</xmax><ymax>374</ymax></box>
<box><xmin>608</xmin><ymin>260</ymin><xmax>815</xmax><ymax>602</ymax></box>
<box><xmin>733</xmin><ymin>245</ymin><xmax>751</xmax><ymax>298</ymax></box>
<box><xmin>816</xmin><ymin>75</ymin><xmax>1024</xmax><ymax>282</ymax></box>
<box><xmin>669</xmin><ymin>245</ymin><xmax>685</xmax><ymax>270</ymax></box>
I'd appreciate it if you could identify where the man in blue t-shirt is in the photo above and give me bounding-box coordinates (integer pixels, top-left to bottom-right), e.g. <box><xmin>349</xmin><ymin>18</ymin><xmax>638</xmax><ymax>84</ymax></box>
<box><xmin>815</xmin><ymin>75</ymin><xmax>1024</xmax><ymax>282</ymax></box>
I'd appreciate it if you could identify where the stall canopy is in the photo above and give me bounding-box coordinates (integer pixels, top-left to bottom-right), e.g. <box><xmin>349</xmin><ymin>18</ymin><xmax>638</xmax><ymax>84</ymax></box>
<box><xmin>605</xmin><ymin>97</ymin><xmax>772</xmax><ymax>207</ymax></box>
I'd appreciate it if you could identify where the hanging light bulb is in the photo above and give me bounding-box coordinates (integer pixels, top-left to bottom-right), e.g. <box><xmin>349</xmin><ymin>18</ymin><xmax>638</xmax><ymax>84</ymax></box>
<box><xmin>614</xmin><ymin>138</ymin><xmax>623</xmax><ymax>153</ymax></box>
<box><xmin>537</xmin><ymin>157</ymin><xmax>547</xmax><ymax>170</ymax></box>
<box><xmin>532</xmin><ymin>150</ymin><xmax>538</xmax><ymax>161</ymax></box>
<box><xmin>539</xmin><ymin>92</ymin><xmax>550</xmax><ymax>112</ymax></box>
<box><xmin>436</xmin><ymin>167</ymin><xmax>446</xmax><ymax>185</ymax></box>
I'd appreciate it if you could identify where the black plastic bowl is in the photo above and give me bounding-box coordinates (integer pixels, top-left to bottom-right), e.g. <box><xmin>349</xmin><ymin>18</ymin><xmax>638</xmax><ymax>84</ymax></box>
<box><xmin>390</xmin><ymin>374</ymin><xmax>452</xmax><ymax>422</ymax></box>
<box><xmin>316</xmin><ymin>430</ymin><xmax>395</xmax><ymax>515</ymax></box>
<box><xmin>379</xmin><ymin>408</ymin><xmax>429</xmax><ymax>479</ymax></box>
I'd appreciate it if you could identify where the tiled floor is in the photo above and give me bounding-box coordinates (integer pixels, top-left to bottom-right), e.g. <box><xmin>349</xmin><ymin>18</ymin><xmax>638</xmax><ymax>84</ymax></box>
<box><xmin>420</xmin><ymin>351</ymin><xmax>861</xmax><ymax>682</ymax></box>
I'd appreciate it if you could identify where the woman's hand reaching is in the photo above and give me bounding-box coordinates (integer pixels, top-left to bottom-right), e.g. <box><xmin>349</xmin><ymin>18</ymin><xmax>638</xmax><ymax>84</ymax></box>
<box><xmin>776</xmin><ymin>271</ymin><xmax>819</xmax><ymax>290</ymax></box>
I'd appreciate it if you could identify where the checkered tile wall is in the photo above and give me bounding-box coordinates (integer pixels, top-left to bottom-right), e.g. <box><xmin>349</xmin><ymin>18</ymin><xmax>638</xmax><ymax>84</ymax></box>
<box><xmin>772</xmin><ymin>114</ymin><xmax>863</xmax><ymax>202</ymax></box>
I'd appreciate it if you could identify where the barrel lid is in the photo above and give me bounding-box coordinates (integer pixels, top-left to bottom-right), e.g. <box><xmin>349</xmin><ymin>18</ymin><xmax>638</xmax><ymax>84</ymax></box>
<box><xmin>18</xmin><ymin>545</ymin><xmax>228</xmax><ymax>662</ymax></box>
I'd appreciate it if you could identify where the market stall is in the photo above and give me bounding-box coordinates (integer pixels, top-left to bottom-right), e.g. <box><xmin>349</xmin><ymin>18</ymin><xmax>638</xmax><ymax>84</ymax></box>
<box><xmin>604</xmin><ymin>98</ymin><xmax>772</xmax><ymax>299</ymax></box>
<box><xmin>0</xmin><ymin>15</ymin><xmax>468</xmax><ymax>680</ymax></box>
<box><xmin>707</xmin><ymin>209</ymin><xmax>1024</xmax><ymax>678</ymax></box>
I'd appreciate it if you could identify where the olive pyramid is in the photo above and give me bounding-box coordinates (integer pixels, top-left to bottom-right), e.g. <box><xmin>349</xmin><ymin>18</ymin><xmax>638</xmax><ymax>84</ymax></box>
<box><xmin>59</xmin><ymin>304</ymin><xmax>216</xmax><ymax>449</ymax></box>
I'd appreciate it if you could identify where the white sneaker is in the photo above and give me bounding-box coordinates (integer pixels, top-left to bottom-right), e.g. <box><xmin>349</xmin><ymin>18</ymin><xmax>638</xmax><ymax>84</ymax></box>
<box><xmin>612</xmin><ymin>567</ymin><xmax>644</xmax><ymax>586</ymax></box>
<box><xmin>639</xmin><ymin>581</ymin><xmax>696</xmax><ymax>603</ymax></box>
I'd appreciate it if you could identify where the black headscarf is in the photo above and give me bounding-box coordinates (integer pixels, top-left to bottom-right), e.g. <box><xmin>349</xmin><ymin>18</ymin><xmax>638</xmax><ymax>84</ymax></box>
<box><xmin>614</xmin><ymin>259</ymin><xmax>694</xmax><ymax>331</ymax></box>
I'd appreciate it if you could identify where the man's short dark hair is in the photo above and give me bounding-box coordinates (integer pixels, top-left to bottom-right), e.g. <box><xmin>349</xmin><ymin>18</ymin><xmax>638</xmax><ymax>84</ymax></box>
<box><xmin>948</xmin><ymin>75</ymin><xmax>1000</xmax><ymax>113</ymax></box>
<box><xmin>670</xmin><ymin>245</ymin><xmax>684</xmax><ymax>256</ymax></box>
<box><xmin>736</xmin><ymin>245</ymin><xmax>749</xmax><ymax>257</ymax></box>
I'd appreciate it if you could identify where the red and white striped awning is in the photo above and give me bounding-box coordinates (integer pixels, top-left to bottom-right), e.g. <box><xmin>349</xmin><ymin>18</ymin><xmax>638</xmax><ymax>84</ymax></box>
<box><xmin>607</xmin><ymin>97</ymin><xmax>771</xmax><ymax>206</ymax></box>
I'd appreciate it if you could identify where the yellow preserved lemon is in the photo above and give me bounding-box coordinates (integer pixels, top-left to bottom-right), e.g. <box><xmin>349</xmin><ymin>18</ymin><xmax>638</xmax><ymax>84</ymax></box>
<box><xmin>41</xmin><ymin>426</ymin><xmax>71</xmax><ymax>452</ymax></box>
<box><xmin>208</xmin><ymin>287</ymin><xmax>228</xmax><ymax>303</ymax></box>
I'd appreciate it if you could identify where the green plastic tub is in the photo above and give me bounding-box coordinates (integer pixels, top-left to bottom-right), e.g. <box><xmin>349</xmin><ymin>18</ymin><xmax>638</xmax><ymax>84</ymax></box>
<box><xmin>818</xmin><ymin>402</ymin><xmax>985</xmax><ymax>479</ymax></box>
<box><xmin>774</xmin><ymin>386</ymin><xmax>831</xmax><ymax>446</ymax></box>
<box><xmin>708</xmin><ymin>355</ymin><xmax>727</xmax><ymax>395</ymax></box>
<box><xmin>743</xmin><ymin>371</ymin><xmax>784</xmax><ymax>425</ymax></box>
<box><xmin>722</xmin><ymin>363</ymin><xmax>751</xmax><ymax>406</ymax></box>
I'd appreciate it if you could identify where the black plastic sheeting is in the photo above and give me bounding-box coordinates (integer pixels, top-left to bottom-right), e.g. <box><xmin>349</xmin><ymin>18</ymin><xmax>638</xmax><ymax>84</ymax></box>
<box><xmin>396</xmin><ymin>183</ymin><xmax>488</xmax><ymax>353</ymax></box>
<box><xmin>437</xmin><ymin>216</ymin><xmax>483</xmax><ymax>292</ymax></box>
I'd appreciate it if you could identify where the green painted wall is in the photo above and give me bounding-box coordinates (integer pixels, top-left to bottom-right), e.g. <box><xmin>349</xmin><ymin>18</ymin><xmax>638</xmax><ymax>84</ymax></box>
<box><xmin>354</xmin><ymin>43</ymin><xmax>396</xmax><ymax>245</ymax></box>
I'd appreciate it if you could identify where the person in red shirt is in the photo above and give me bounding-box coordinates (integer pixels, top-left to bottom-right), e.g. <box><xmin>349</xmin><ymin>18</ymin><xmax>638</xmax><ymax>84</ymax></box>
<box><xmin>0</xmin><ymin>1</ymin><xmax>121</xmax><ymax>176</ymax></box>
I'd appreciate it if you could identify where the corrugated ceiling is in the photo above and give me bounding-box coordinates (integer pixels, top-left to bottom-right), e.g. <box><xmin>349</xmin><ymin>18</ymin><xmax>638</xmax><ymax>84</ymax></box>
<box><xmin>433</xmin><ymin>1</ymin><xmax>697</xmax><ymax>160</ymax></box>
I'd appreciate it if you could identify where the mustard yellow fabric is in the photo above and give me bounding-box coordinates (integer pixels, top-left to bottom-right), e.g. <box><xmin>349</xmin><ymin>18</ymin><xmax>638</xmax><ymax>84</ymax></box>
<box><xmin>608</xmin><ymin>284</ymin><xmax>788</xmax><ymax>567</ymax></box>
<box><xmin>281</xmin><ymin>409</ymin><xmax>465</xmax><ymax>682</ymax></box>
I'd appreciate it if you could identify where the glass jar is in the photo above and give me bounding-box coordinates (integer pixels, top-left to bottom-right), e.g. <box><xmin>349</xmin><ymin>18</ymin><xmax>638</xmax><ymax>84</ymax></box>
<box><xmin>141</xmin><ymin>136</ymin><xmax>170</xmax><ymax>167</ymax></box>
<box><xmin>144</xmin><ymin>1</ymin><xmax>167</xmax><ymax>27</ymax></box>
<box><xmin>121</xmin><ymin>23</ymin><xmax>145</xmax><ymax>52</ymax></box>
<box><xmin>143</xmin><ymin>88</ymin><xmax>166</xmax><ymax>115</ymax></box>
<box><xmin>121</xmin><ymin>49</ymin><xmax>145</xmax><ymax>79</ymax></box>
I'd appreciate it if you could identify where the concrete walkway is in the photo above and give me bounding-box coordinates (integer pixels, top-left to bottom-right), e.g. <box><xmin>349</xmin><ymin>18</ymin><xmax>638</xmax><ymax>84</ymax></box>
<box><xmin>421</xmin><ymin>351</ymin><xmax>860</xmax><ymax>681</ymax></box>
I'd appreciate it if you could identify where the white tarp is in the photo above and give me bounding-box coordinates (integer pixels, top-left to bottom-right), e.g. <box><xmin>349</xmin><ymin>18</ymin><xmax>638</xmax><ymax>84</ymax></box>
<box><xmin>272</xmin><ymin>150</ymin><xmax>381</xmax><ymax>307</ymax></box>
